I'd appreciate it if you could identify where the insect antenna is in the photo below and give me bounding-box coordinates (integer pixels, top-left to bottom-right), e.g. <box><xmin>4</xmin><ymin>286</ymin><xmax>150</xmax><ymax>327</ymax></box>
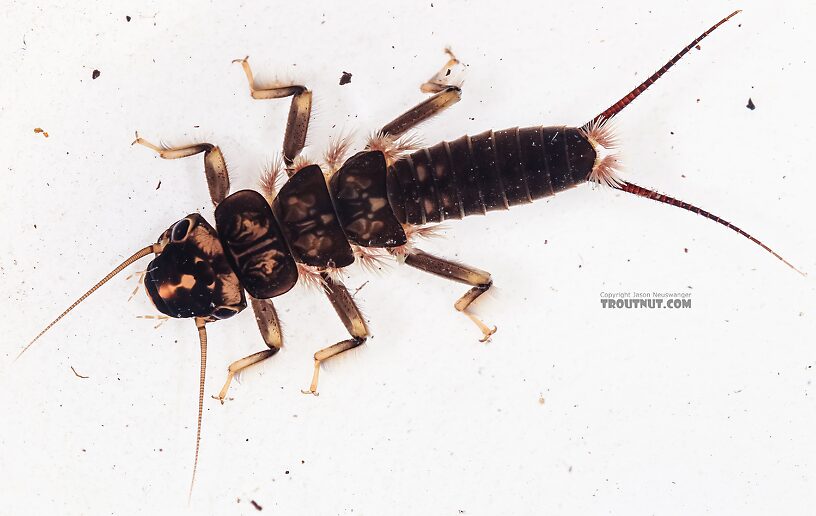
<box><xmin>615</xmin><ymin>181</ymin><xmax>805</xmax><ymax>276</ymax></box>
<box><xmin>586</xmin><ymin>9</ymin><xmax>741</xmax><ymax>128</ymax></box>
<box><xmin>16</xmin><ymin>244</ymin><xmax>160</xmax><ymax>361</ymax></box>
<box><xmin>189</xmin><ymin>318</ymin><xmax>208</xmax><ymax>503</ymax></box>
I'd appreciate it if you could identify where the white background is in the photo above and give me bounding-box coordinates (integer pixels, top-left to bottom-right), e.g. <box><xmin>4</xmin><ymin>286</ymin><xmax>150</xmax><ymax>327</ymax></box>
<box><xmin>1</xmin><ymin>1</ymin><xmax>815</xmax><ymax>515</ymax></box>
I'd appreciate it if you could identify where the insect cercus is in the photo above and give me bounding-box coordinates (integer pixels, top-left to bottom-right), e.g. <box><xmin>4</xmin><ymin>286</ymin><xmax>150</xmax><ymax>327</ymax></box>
<box><xmin>15</xmin><ymin>9</ymin><xmax>804</xmax><ymax>501</ymax></box>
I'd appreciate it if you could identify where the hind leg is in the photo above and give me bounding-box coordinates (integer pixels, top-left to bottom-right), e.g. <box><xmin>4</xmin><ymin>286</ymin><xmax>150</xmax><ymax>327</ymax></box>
<box><xmin>399</xmin><ymin>248</ymin><xmax>497</xmax><ymax>342</ymax></box>
<box><xmin>377</xmin><ymin>48</ymin><xmax>463</xmax><ymax>138</ymax></box>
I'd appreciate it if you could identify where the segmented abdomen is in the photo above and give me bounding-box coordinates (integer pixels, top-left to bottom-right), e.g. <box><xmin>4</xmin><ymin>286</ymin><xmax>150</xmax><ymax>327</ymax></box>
<box><xmin>386</xmin><ymin>126</ymin><xmax>596</xmax><ymax>224</ymax></box>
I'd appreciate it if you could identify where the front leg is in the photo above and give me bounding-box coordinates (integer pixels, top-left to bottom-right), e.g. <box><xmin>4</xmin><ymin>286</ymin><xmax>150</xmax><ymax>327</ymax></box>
<box><xmin>212</xmin><ymin>297</ymin><xmax>283</xmax><ymax>403</ymax></box>
<box><xmin>233</xmin><ymin>57</ymin><xmax>312</xmax><ymax>173</ymax></box>
<box><xmin>302</xmin><ymin>273</ymin><xmax>370</xmax><ymax>396</ymax></box>
<box><xmin>131</xmin><ymin>133</ymin><xmax>230</xmax><ymax>206</ymax></box>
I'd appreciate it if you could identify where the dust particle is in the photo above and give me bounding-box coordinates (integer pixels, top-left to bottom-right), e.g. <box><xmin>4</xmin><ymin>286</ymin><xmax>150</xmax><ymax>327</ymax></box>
<box><xmin>695</xmin><ymin>44</ymin><xmax>701</xmax><ymax>50</ymax></box>
<box><xmin>126</xmin><ymin>15</ymin><xmax>131</xmax><ymax>22</ymax></box>
<box><xmin>339</xmin><ymin>71</ymin><xmax>352</xmax><ymax>85</ymax></box>
<box><xmin>34</xmin><ymin>127</ymin><xmax>49</xmax><ymax>138</ymax></box>
<box><xmin>71</xmin><ymin>365</ymin><xmax>89</xmax><ymax>379</ymax></box>
<box><xmin>538</xmin><ymin>395</ymin><xmax>545</xmax><ymax>405</ymax></box>
<box><xmin>746</xmin><ymin>98</ymin><xmax>755</xmax><ymax>110</ymax></box>
<box><xmin>156</xmin><ymin>180</ymin><xmax>161</xmax><ymax>190</ymax></box>
<box><xmin>250</xmin><ymin>500</ymin><xmax>263</xmax><ymax>511</ymax></box>
<box><xmin>92</xmin><ymin>69</ymin><xmax>101</xmax><ymax>80</ymax></box>
<box><xmin>684</xmin><ymin>248</ymin><xmax>688</xmax><ymax>253</ymax></box>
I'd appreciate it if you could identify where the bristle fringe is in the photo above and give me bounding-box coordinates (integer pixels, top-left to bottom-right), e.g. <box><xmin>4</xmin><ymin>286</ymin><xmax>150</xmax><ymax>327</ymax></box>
<box><xmin>580</xmin><ymin>120</ymin><xmax>624</xmax><ymax>188</ymax></box>
<box><xmin>389</xmin><ymin>223</ymin><xmax>448</xmax><ymax>260</ymax></box>
<box><xmin>297</xmin><ymin>263</ymin><xmax>327</xmax><ymax>291</ymax></box>
<box><xmin>353</xmin><ymin>246</ymin><xmax>391</xmax><ymax>274</ymax></box>
<box><xmin>323</xmin><ymin>132</ymin><xmax>355</xmax><ymax>176</ymax></box>
<box><xmin>323</xmin><ymin>266</ymin><xmax>346</xmax><ymax>284</ymax></box>
<box><xmin>292</xmin><ymin>155</ymin><xmax>315</xmax><ymax>174</ymax></box>
<box><xmin>367</xmin><ymin>132</ymin><xmax>424</xmax><ymax>166</ymax></box>
<box><xmin>259</xmin><ymin>156</ymin><xmax>285</xmax><ymax>199</ymax></box>
<box><xmin>405</xmin><ymin>223</ymin><xmax>447</xmax><ymax>241</ymax></box>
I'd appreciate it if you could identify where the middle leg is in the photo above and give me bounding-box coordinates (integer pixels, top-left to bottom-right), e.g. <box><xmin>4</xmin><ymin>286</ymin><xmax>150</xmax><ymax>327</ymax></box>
<box><xmin>233</xmin><ymin>57</ymin><xmax>312</xmax><ymax>174</ymax></box>
<box><xmin>302</xmin><ymin>273</ymin><xmax>370</xmax><ymax>396</ymax></box>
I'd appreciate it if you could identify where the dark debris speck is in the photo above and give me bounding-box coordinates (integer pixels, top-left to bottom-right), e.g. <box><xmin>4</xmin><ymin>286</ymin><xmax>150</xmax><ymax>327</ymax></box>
<box><xmin>92</xmin><ymin>69</ymin><xmax>101</xmax><ymax>80</ymax></box>
<box><xmin>339</xmin><ymin>71</ymin><xmax>352</xmax><ymax>85</ymax></box>
<box><xmin>250</xmin><ymin>500</ymin><xmax>263</xmax><ymax>511</ymax></box>
<box><xmin>126</xmin><ymin>15</ymin><xmax>131</xmax><ymax>22</ymax></box>
<box><xmin>746</xmin><ymin>98</ymin><xmax>756</xmax><ymax>110</ymax></box>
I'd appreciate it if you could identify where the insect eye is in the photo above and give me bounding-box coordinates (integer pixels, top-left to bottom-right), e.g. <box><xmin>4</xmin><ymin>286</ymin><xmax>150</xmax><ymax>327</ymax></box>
<box><xmin>171</xmin><ymin>219</ymin><xmax>191</xmax><ymax>242</ymax></box>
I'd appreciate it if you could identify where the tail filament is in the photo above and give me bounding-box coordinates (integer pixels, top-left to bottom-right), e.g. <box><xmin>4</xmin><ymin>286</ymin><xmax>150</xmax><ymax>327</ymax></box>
<box><xmin>587</xmin><ymin>10</ymin><xmax>741</xmax><ymax>126</ymax></box>
<box><xmin>615</xmin><ymin>181</ymin><xmax>804</xmax><ymax>276</ymax></box>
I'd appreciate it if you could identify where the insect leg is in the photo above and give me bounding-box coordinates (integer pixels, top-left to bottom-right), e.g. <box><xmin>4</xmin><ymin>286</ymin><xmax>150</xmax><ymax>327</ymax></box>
<box><xmin>233</xmin><ymin>56</ymin><xmax>311</xmax><ymax>173</ymax></box>
<box><xmin>131</xmin><ymin>133</ymin><xmax>229</xmax><ymax>206</ymax></box>
<box><xmin>212</xmin><ymin>298</ymin><xmax>283</xmax><ymax>404</ymax></box>
<box><xmin>401</xmin><ymin>248</ymin><xmax>497</xmax><ymax>342</ymax></box>
<box><xmin>422</xmin><ymin>48</ymin><xmax>461</xmax><ymax>92</ymax></box>
<box><xmin>302</xmin><ymin>273</ymin><xmax>369</xmax><ymax>396</ymax></box>
<box><xmin>379</xmin><ymin>48</ymin><xmax>462</xmax><ymax>138</ymax></box>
